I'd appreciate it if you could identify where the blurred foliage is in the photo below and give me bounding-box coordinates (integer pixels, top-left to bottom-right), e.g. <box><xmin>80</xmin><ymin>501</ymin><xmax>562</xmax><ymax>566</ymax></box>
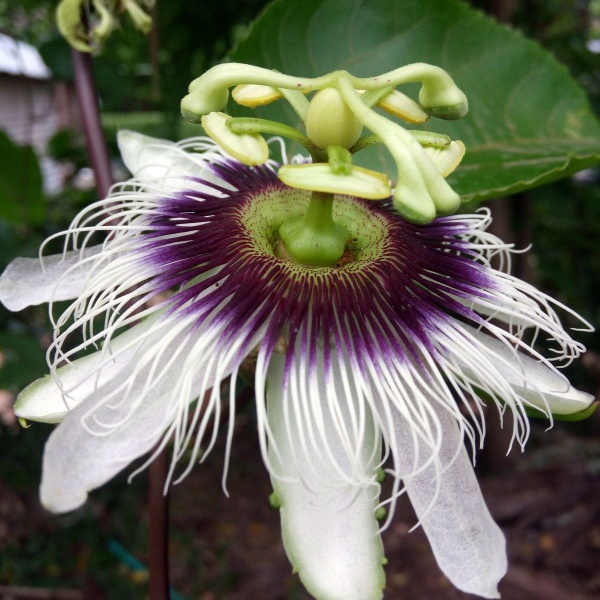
<box><xmin>152</xmin><ymin>0</ymin><xmax>271</xmax><ymax>113</ymax></box>
<box><xmin>47</xmin><ymin>128</ymin><xmax>86</xmax><ymax>165</ymax></box>
<box><xmin>0</xmin><ymin>0</ymin><xmax>54</xmax><ymax>44</ymax></box>
<box><xmin>514</xmin><ymin>0</ymin><xmax>600</xmax><ymax>115</ymax></box>
<box><xmin>0</xmin><ymin>332</ymin><xmax>48</xmax><ymax>390</ymax></box>
<box><xmin>0</xmin><ymin>132</ymin><xmax>46</xmax><ymax>226</ymax></box>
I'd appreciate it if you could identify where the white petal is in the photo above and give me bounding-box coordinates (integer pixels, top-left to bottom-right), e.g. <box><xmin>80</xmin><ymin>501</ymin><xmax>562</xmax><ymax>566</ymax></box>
<box><xmin>463</xmin><ymin>324</ymin><xmax>594</xmax><ymax>415</ymax></box>
<box><xmin>14</xmin><ymin>314</ymin><xmax>158</xmax><ymax>423</ymax></box>
<box><xmin>395</xmin><ymin>406</ymin><xmax>506</xmax><ymax>598</ymax></box>
<box><xmin>0</xmin><ymin>246</ymin><xmax>102</xmax><ymax>311</ymax></box>
<box><xmin>266</xmin><ymin>351</ymin><xmax>385</xmax><ymax>600</ymax></box>
<box><xmin>40</xmin><ymin>319</ymin><xmax>200</xmax><ymax>513</ymax></box>
<box><xmin>117</xmin><ymin>130</ymin><xmax>176</xmax><ymax>177</ymax></box>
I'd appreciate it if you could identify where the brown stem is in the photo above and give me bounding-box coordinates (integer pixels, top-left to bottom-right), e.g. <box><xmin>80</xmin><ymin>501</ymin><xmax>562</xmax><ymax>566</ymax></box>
<box><xmin>71</xmin><ymin>50</ymin><xmax>113</xmax><ymax>199</ymax></box>
<box><xmin>149</xmin><ymin>446</ymin><xmax>170</xmax><ymax>600</ymax></box>
<box><xmin>148</xmin><ymin>5</ymin><xmax>161</xmax><ymax>104</ymax></box>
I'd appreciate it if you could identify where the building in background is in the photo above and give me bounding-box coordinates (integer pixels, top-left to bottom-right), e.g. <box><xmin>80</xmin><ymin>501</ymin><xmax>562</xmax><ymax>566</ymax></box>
<box><xmin>0</xmin><ymin>33</ymin><xmax>77</xmax><ymax>195</ymax></box>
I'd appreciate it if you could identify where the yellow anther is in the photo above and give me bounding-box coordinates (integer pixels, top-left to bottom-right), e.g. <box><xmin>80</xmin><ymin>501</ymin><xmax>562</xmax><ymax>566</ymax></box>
<box><xmin>278</xmin><ymin>164</ymin><xmax>391</xmax><ymax>200</ymax></box>
<box><xmin>424</xmin><ymin>140</ymin><xmax>466</xmax><ymax>177</ymax></box>
<box><xmin>232</xmin><ymin>84</ymin><xmax>283</xmax><ymax>107</ymax></box>
<box><xmin>201</xmin><ymin>112</ymin><xmax>269</xmax><ymax>166</ymax></box>
<box><xmin>377</xmin><ymin>90</ymin><xmax>429</xmax><ymax>124</ymax></box>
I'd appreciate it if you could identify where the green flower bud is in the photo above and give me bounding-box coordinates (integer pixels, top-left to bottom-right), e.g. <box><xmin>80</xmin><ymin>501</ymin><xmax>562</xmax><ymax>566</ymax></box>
<box><xmin>56</xmin><ymin>0</ymin><xmax>93</xmax><ymax>52</ymax></box>
<box><xmin>122</xmin><ymin>0</ymin><xmax>153</xmax><ymax>34</ymax></box>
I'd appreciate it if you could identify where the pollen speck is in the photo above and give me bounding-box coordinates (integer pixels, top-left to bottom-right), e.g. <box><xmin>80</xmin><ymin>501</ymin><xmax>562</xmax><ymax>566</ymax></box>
<box><xmin>335</xmin><ymin>244</ymin><xmax>358</xmax><ymax>268</ymax></box>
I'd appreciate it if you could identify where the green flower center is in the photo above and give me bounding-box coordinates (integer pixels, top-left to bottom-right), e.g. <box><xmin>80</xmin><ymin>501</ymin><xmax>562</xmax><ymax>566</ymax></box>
<box><xmin>240</xmin><ymin>187</ymin><xmax>389</xmax><ymax>269</ymax></box>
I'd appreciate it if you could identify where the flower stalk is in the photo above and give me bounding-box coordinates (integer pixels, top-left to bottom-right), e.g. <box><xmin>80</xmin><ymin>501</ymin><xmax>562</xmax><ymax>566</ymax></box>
<box><xmin>71</xmin><ymin>49</ymin><xmax>113</xmax><ymax>199</ymax></box>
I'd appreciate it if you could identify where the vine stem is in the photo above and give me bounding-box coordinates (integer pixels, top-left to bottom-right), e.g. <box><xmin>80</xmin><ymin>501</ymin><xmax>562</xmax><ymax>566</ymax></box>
<box><xmin>71</xmin><ymin>50</ymin><xmax>113</xmax><ymax>199</ymax></box>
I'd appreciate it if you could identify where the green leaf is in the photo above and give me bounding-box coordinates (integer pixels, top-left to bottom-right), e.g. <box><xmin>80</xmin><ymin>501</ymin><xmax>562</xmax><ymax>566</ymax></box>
<box><xmin>39</xmin><ymin>36</ymin><xmax>74</xmax><ymax>82</ymax></box>
<box><xmin>0</xmin><ymin>131</ymin><xmax>46</xmax><ymax>225</ymax></box>
<box><xmin>229</xmin><ymin>0</ymin><xmax>600</xmax><ymax>202</ymax></box>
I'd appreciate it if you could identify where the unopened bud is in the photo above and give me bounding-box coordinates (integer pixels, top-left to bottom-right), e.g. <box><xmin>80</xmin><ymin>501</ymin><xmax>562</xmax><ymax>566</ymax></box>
<box><xmin>122</xmin><ymin>0</ymin><xmax>153</xmax><ymax>34</ymax></box>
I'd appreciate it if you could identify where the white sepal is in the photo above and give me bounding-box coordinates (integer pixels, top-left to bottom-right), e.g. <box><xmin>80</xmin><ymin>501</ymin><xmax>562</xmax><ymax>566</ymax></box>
<box><xmin>40</xmin><ymin>318</ymin><xmax>199</xmax><ymax>513</ymax></box>
<box><xmin>463</xmin><ymin>324</ymin><xmax>594</xmax><ymax>416</ymax></box>
<box><xmin>266</xmin><ymin>351</ymin><xmax>385</xmax><ymax>600</ymax></box>
<box><xmin>14</xmin><ymin>313</ymin><xmax>159</xmax><ymax>423</ymax></box>
<box><xmin>0</xmin><ymin>246</ymin><xmax>102</xmax><ymax>311</ymax></box>
<box><xmin>117</xmin><ymin>130</ymin><xmax>218</xmax><ymax>187</ymax></box>
<box><xmin>118</xmin><ymin>130</ymin><xmax>176</xmax><ymax>177</ymax></box>
<box><xmin>394</xmin><ymin>405</ymin><xmax>507</xmax><ymax>599</ymax></box>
